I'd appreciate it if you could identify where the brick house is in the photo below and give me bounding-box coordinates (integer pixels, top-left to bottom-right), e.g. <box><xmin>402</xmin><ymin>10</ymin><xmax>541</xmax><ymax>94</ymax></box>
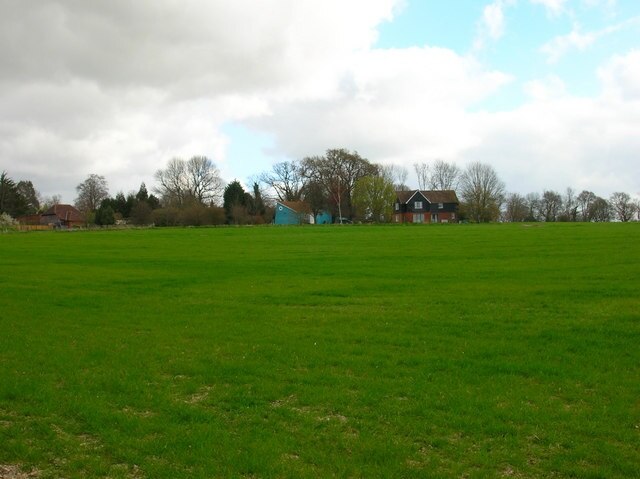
<box><xmin>40</xmin><ymin>204</ymin><xmax>85</xmax><ymax>228</ymax></box>
<box><xmin>394</xmin><ymin>190</ymin><xmax>459</xmax><ymax>224</ymax></box>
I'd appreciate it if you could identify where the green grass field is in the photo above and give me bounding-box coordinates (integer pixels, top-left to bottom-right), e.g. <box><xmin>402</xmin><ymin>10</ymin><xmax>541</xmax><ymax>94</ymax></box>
<box><xmin>1</xmin><ymin>223</ymin><xmax>639</xmax><ymax>478</ymax></box>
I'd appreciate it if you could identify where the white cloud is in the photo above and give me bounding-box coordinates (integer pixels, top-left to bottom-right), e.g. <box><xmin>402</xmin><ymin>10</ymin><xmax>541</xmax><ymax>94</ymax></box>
<box><xmin>484</xmin><ymin>2</ymin><xmax>508</xmax><ymax>39</ymax></box>
<box><xmin>540</xmin><ymin>28</ymin><xmax>598</xmax><ymax>63</ymax></box>
<box><xmin>530</xmin><ymin>0</ymin><xmax>570</xmax><ymax>16</ymax></box>
<box><xmin>523</xmin><ymin>75</ymin><xmax>567</xmax><ymax>101</ymax></box>
<box><xmin>598</xmin><ymin>49</ymin><xmax>640</xmax><ymax>101</ymax></box>
<box><xmin>0</xmin><ymin>0</ymin><xmax>401</xmax><ymax>200</ymax></box>
<box><xmin>474</xmin><ymin>0</ymin><xmax>515</xmax><ymax>51</ymax></box>
<box><xmin>540</xmin><ymin>17</ymin><xmax>640</xmax><ymax>63</ymax></box>
<box><xmin>252</xmin><ymin>46</ymin><xmax>512</xmax><ymax>166</ymax></box>
<box><xmin>253</xmin><ymin>43</ymin><xmax>640</xmax><ymax>197</ymax></box>
<box><xmin>0</xmin><ymin>0</ymin><xmax>637</xmax><ymax>204</ymax></box>
<box><xmin>540</xmin><ymin>16</ymin><xmax>640</xmax><ymax>63</ymax></box>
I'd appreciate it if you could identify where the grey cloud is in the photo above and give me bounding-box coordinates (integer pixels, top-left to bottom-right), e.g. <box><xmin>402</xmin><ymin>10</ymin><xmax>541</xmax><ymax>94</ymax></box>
<box><xmin>0</xmin><ymin>1</ymin><xmax>294</xmax><ymax>96</ymax></box>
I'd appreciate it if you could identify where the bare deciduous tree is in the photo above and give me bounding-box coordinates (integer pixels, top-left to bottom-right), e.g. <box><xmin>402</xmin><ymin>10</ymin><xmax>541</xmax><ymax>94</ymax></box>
<box><xmin>562</xmin><ymin>187</ymin><xmax>578</xmax><ymax>221</ymax></box>
<box><xmin>75</xmin><ymin>174</ymin><xmax>109</xmax><ymax>212</ymax></box>
<box><xmin>577</xmin><ymin>190</ymin><xmax>596</xmax><ymax>222</ymax></box>
<box><xmin>525</xmin><ymin>192</ymin><xmax>541</xmax><ymax>221</ymax></box>
<box><xmin>155</xmin><ymin>157</ymin><xmax>224</xmax><ymax>207</ymax></box>
<box><xmin>259</xmin><ymin>160</ymin><xmax>306</xmax><ymax>202</ymax></box>
<box><xmin>459</xmin><ymin>162</ymin><xmax>505</xmax><ymax>222</ymax></box>
<box><xmin>429</xmin><ymin>160</ymin><xmax>460</xmax><ymax>191</ymax></box>
<box><xmin>589</xmin><ymin>196</ymin><xmax>611</xmax><ymax>222</ymax></box>
<box><xmin>155</xmin><ymin>158</ymin><xmax>187</xmax><ymax>206</ymax></box>
<box><xmin>503</xmin><ymin>193</ymin><xmax>528</xmax><ymax>222</ymax></box>
<box><xmin>539</xmin><ymin>190</ymin><xmax>563</xmax><ymax>222</ymax></box>
<box><xmin>187</xmin><ymin>156</ymin><xmax>225</xmax><ymax>205</ymax></box>
<box><xmin>413</xmin><ymin>162</ymin><xmax>429</xmax><ymax>190</ymax></box>
<box><xmin>380</xmin><ymin>164</ymin><xmax>409</xmax><ymax>191</ymax></box>
<box><xmin>39</xmin><ymin>194</ymin><xmax>61</xmax><ymax>212</ymax></box>
<box><xmin>609</xmin><ymin>192</ymin><xmax>635</xmax><ymax>222</ymax></box>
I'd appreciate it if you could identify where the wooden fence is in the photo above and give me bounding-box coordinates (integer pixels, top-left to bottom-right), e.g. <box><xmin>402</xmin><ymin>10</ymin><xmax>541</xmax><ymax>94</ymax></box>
<box><xmin>17</xmin><ymin>225</ymin><xmax>54</xmax><ymax>231</ymax></box>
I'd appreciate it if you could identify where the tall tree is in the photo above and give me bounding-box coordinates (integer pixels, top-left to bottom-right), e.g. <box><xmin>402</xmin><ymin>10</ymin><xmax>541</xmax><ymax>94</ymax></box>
<box><xmin>428</xmin><ymin>160</ymin><xmax>460</xmax><ymax>191</ymax></box>
<box><xmin>352</xmin><ymin>175</ymin><xmax>396</xmax><ymax>222</ymax></box>
<box><xmin>95</xmin><ymin>204</ymin><xmax>115</xmax><ymax>226</ymax></box>
<box><xmin>136</xmin><ymin>182</ymin><xmax>149</xmax><ymax>203</ymax></box>
<box><xmin>413</xmin><ymin>163</ymin><xmax>429</xmax><ymax>190</ymax></box>
<box><xmin>259</xmin><ymin>161</ymin><xmax>306</xmax><ymax>202</ymax></box>
<box><xmin>15</xmin><ymin>181</ymin><xmax>40</xmax><ymax>215</ymax></box>
<box><xmin>609</xmin><ymin>192</ymin><xmax>635</xmax><ymax>222</ymax></box>
<box><xmin>302</xmin><ymin>148</ymin><xmax>377</xmax><ymax>221</ymax></box>
<box><xmin>0</xmin><ymin>171</ymin><xmax>17</xmax><ymax>215</ymax></box>
<box><xmin>381</xmin><ymin>164</ymin><xmax>409</xmax><ymax>191</ymax></box>
<box><xmin>39</xmin><ymin>194</ymin><xmax>61</xmax><ymax>212</ymax></box>
<box><xmin>539</xmin><ymin>190</ymin><xmax>563</xmax><ymax>222</ymax></box>
<box><xmin>503</xmin><ymin>193</ymin><xmax>528</xmax><ymax>222</ymax></box>
<box><xmin>459</xmin><ymin>162</ymin><xmax>505</xmax><ymax>222</ymax></box>
<box><xmin>75</xmin><ymin>174</ymin><xmax>109</xmax><ymax>213</ymax></box>
<box><xmin>303</xmin><ymin>180</ymin><xmax>328</xmax><ymax>221</ymax></box>
<box><xmin>249</xmin><ymin>182</ymin><xmax>266</xmax><ymax>217</ymax></box>
<box><xmin>186</xmin><ymin>156</ymin><xmax>225</xmax><ymax>205</ymax></box>
<box><xmin>577</xmin><ymin>190</ymin><xmax>596</xmax><ymax>222</ymax></box>
<box><xmin>154</xmin><ymin>156</ymin><xmax>224</xmax><ymax>207</ymax></box>
<box><xmin>562</xmin><ymin>187</ymin><xmax>578</xmax><ymax>222</ymax></box>
<box><xmin>589</xmin><ymin>197</ymin><xmax>611</xmax><ymax>222</ymax></box>
<box><xmin>113</xmin><ymin>192</ymin><xmax>129</xmax><ymax>217</ymax></box>
<box><xmin>223</xmin><ymin>180</ymin><xmax>247</xmax><ymax>224</ymax></box>
<box><xmin>154</xmin><ymin>158</ymin><xmax>187</xmax><ymax>206</ymax></box>
<box><xmin>524</xmin><ymin>192</ymin><xmax>541</xmax><ymax>221</ymax></box>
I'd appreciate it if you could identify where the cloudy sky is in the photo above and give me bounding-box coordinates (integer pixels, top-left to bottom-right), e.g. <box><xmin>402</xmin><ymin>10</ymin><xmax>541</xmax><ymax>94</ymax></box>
<box><xmin>1</xmin><ymin>0</ymin><xmax>639</xmax><ymax>203</ymax></box>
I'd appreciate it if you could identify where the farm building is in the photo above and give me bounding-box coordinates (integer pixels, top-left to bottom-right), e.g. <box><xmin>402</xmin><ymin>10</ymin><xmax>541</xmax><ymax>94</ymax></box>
<box><xmin>40</xmin><ymin>204</ymin><xmax>85</xmax><ymax>228</ymax></box>
<box><xmin>394</xmin><ymin>190</ymin><xmax>459</xmax><ymax>224</ymax></box>
<box><xmin>274</xmin><ymin>201</ymin><xmax>332</xmax><ymax>225</ymax></box>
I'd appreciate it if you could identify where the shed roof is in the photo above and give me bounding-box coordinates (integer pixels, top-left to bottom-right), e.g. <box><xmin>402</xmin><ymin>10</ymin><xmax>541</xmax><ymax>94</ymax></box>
<box><xmin>280</xmin><ymin>201</ymin><xmax>312</xmax><ymax>214</ymax></box>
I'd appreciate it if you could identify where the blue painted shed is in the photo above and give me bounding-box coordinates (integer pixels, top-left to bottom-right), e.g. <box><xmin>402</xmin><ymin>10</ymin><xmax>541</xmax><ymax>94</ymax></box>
<box><xmin>274</xmin><ymin>201</ymin><xmax>312</xmax><ymax>225</ymax></box>
<box><xmin>314</xmin><ymin>211</ymin><xmax>332</xmax><ymax>225</ymax></box>
<box><xmin>274</xmin><ymin>201</ymin><xmax>332</xmax><ymax>225</ymax></box>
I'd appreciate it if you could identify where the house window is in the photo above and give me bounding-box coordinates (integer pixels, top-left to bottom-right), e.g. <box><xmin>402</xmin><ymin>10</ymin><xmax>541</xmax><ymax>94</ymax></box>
<box><xmin>395</xmin><ymin>202</ymin><xmax>399</xmax><ymax>211</ymax></box>
<box><xmin>438</xmin><ymin>203</ymin><xmax>443</xmax><ymax>209</ymax></box>
<box><xmin>414</xmin><ymin>201</ymin><xmax>423</xmax><ymax>210</ymax></box>
<box><xmin>413</xmin><ymin>213</ymin><xmax>424</xmax><ymax>223</ymax></box>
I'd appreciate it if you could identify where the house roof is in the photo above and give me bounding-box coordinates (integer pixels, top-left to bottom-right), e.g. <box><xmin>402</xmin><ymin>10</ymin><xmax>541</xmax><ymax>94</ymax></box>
<box><xmin>396</xmin><ymin>190</ymin><xmax>459</xmax><ymax>204</ymax></box>
<box><xmin>279</xmin><ymin>201</ymin><xmax>312</xmax><ymax>214</ymax></box>
<box><xmin>422</xmin><ymin>190</ymin><xmax>459</xmax><ymax>204</ymax></box>
<box><xmin>42</xmin><ymin>204</ymin><xmax>84</xmax><ymax>222</ymax></box>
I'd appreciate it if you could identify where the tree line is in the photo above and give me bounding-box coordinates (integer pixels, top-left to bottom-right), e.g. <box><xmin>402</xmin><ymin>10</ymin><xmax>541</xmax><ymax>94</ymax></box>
<box><xmin>1</xmin><ymin>150</ymin><xmax>638</xmax><ymax>227</ymax></box>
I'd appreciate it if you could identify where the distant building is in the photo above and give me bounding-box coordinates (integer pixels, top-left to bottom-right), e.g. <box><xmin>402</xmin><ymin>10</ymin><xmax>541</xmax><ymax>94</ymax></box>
<box><xmin>394</xmin><ymin>190</ymin><xmax>459</xmax><ymax>224</ymax></box>
<box><xmin>274</xmin><ymin>201</ymin><xmax>332</xmax><ymax>225</ymax></box>
<box><xmin>40</xmin><ymin>204</ymin><xmax>85</xmax><ymax>228</ymax></box>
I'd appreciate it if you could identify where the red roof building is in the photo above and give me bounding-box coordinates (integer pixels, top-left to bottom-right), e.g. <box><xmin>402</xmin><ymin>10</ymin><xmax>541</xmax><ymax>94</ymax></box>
<box><xmin>40</xmin><ymin>204</ymin><xmax>85</xmax><ymax>228</ymax></box>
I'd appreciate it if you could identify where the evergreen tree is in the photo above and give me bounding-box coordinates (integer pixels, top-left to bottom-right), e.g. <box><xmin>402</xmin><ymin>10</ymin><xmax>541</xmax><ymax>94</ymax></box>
<box><xmin>95</xmin><ymin>204</ymin><xmax>115</xmax><ymax>225</ymax></box>
<box><xmin>223</xmin><ymin>180</ymin><xmax>247</xmax><ymax>224</ymax></box>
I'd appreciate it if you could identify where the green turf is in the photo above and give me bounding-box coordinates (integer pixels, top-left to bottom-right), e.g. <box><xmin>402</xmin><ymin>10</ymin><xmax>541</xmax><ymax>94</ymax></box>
<box><xmin>1</xmin><ymin>223</ymin><xmax>639</xmax><ymax>478</ymax></box>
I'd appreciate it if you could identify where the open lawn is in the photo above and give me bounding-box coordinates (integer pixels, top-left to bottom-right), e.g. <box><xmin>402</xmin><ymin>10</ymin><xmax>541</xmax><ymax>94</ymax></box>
<box><xmin>0</xmin><ymin>223</ymin><xmax>639</xmax><ymax>478</ymax></box>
